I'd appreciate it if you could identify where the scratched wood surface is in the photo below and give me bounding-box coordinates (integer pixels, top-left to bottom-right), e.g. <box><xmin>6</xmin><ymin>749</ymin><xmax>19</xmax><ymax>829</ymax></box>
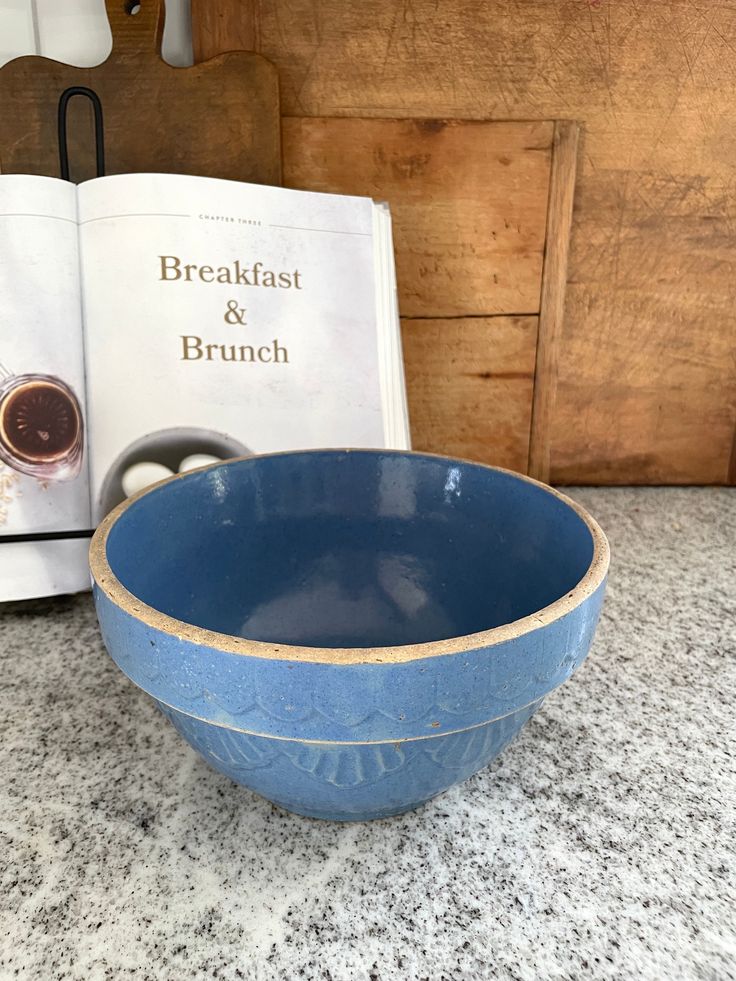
<box><xmin>282</xmin><ymin>117</ymin><xmax>554</xmax><ymax>466</ymax></box>
<box><xmin>191</xmin><ymin>0</ymin><xmax>256</xmax><ymax>62</ymax></box>
<box><xmin>0</xmin><ymin>0</ymin><xmax>280</xmax><ymax>185</ymax></box>
<box><xmin>195</xmin><ymin>0</ymin><xmax>736</xmax><ymax>484</ymax></box>
<box><xmin>401</xmin><ymin>316</ymin><xmax>538</xmax><ymax>471</ymax></box>
<box><xmin>528</xmin><ymin>121</ymin><xmax>579</xmax><ymax>482</ymax></box>
<box><xmin>283</xmin><ymin>117</ymin><xmax>552</xmax><ymax>318</ymax></box>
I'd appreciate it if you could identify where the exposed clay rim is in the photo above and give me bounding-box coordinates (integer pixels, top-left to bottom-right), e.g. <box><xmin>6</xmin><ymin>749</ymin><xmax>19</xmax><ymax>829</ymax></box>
<box><xmin>89</xmin><ymin>449</ymin><xmax>610</xmax><ymax>666</ymax></box>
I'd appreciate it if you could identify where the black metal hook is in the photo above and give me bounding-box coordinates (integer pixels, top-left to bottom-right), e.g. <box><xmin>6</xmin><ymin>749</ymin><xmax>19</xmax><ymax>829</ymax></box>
<box><xmin>58</xmin><ymin>86</ymin><xmax>106</xmax><ymax>182</ymax></box>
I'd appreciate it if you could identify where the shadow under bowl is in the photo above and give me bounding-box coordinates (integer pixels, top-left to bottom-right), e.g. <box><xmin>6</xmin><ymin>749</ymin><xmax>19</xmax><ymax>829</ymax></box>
<box><xmin>90</xmin><ymin>449</ymin><xmax>609</xmax><ymax>821</ymax></box>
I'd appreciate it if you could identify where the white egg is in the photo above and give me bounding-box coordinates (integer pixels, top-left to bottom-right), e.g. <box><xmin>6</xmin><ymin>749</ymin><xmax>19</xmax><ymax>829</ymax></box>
<box><xmin>177</xmin><ymin>453</ymin><xmax>222</xmax><ymax>473</ymax></box>
<box><xmin>121</xmin><ymin>461</ymin><xmax>175</xmax><ymax>498</ymax></box>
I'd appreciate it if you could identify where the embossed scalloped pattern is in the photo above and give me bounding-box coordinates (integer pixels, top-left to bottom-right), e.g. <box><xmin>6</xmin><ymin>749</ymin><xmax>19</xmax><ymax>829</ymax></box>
<box><xmin>159</xmin><ymin>699</ymin><xmax>540</xmax><ymax>796</ymax></box>
<box><xmin>104</xmin><ymin>610</ymin><xmax>590</xmax><ymax>732</ymax></box>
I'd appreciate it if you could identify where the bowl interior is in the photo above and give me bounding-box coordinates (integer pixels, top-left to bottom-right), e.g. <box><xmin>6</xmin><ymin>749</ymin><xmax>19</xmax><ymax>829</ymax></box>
<box><xmin>103</xmin><ymin>451</ymin><xmax>596</xmax><ymax>649</ymax></box>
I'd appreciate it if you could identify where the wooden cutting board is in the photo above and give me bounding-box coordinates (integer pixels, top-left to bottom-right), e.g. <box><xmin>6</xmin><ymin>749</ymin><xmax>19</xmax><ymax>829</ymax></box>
<box><xmin>191</xmin><ymin>7</ymin><xmax>578</xmax><ymax>480</ymax></box>
<box><xmin>0</xmin><ymin>0</ymin><xmax>280</xmax><ymax>185</ymax></box>
<box><xmin>193</xmin><ymin>0</ymin><xmax>736</xmax><ymax>486</ymax></box>
<box><xmin>282</xmin><ymin>117</ymin><xmax>570</xmax><ymax>477</ymax></box>
<box><xmin>283</xmin><ymin>117</ymin><xmax>578</xmax><ymax>479</ymax></box>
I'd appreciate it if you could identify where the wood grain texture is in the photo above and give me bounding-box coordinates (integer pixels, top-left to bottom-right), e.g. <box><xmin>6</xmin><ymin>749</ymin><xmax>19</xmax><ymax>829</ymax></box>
<box><xmin>401</xmin><ymin>316</ymin><xmax>538</xmax><ymax>470</ymax></box>
<box><xmin>528</xmin><ymin>120</ymin><xmax>579</xmax><ymax>482</ymax></box>
<box><xmin>283</xmin><ymin>117</ymin><xmax>552</xmax><ymax>317</ymax></box>
<box><xmin>205</xmin><ymin>0</ymin><xmax>736</xmax><ymax>484</ymax></box>
<box><xmin>281</xmin><ymin>116</ymin><xmax>554</xmax><ymax>461</ymax></box>
<box><xmin>0</xmin><ymin>0</ymin><xmax>280</xmax><ymax>186</ymax></box>
<box><xmin>191</xmin><ymin>0</ymin><xmax>256</xmax><ymax>61</ymax></box>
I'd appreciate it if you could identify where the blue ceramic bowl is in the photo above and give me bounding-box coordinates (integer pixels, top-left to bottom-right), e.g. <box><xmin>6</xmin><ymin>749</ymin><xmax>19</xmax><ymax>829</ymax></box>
<box><xmin>90</xmin><ymin>449</ymin><xmax>609</xmax><ymax>821</ymax></box>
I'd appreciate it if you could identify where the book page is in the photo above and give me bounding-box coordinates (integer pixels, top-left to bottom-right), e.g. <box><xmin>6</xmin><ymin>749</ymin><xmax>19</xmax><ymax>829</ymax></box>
<box><xmin>78</xmin><ymin>174</ymin><xmax>390</xmax><ymax>522</ymax></box>
<box><xmin>0</xmin><ymin>176</ymin><xmax>91</xmax><ymax>602</ymax></box>
<box><xmin>373</xmin><ymin>203</ymin><xmax>411</xmax><ymax>450</ymax></box>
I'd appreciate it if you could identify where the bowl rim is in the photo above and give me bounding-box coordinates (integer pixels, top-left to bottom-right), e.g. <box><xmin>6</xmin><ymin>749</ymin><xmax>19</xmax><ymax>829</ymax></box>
<box><xmin>89</xmin><ymin>448</ymin><xmax>610</xmax><ymax>665</ymax></box>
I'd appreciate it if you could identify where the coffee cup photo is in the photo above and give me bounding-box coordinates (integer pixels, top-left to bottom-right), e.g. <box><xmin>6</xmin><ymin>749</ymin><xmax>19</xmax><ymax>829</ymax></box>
<box><xmin>0</xmin><ymin>372</ymin><xmax>84</xmax><ymax>482</ymax></box>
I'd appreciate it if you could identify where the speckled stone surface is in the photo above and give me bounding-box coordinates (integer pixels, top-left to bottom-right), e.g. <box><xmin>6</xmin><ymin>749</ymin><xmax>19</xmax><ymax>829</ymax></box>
<box><xmin>1</xmin><ymin>487</ymin><xmax>735</xmax><ymax>981</ymax></box>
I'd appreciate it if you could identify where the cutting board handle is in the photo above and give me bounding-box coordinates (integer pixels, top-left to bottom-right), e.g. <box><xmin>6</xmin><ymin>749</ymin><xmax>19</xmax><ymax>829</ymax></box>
<box><xmin>105</xmin><ymin>0</ymin><xmax>164</xmax><ymax>59</ymax></box>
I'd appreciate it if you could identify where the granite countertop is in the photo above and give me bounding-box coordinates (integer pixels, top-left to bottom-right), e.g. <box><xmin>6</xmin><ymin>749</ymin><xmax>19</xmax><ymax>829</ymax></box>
<box><xmin>1</xmin><ymin>487</ymin><xmax>735</xmax><ymax>980</ymax></box>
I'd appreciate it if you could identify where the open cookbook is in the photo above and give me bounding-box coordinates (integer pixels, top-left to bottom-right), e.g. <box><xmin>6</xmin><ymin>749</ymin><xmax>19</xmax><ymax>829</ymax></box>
<box><xmin>0</xmin><ymin>173</ymin><xmax>410</xmax><ymax>602</ymax></box>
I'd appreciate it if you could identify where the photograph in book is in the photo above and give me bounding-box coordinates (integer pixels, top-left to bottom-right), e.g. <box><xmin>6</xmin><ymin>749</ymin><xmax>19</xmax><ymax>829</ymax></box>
<box><xmin>0</xmin><ymin>172</ymin><xmax>409</xmax><ymax>602</ymax></box>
